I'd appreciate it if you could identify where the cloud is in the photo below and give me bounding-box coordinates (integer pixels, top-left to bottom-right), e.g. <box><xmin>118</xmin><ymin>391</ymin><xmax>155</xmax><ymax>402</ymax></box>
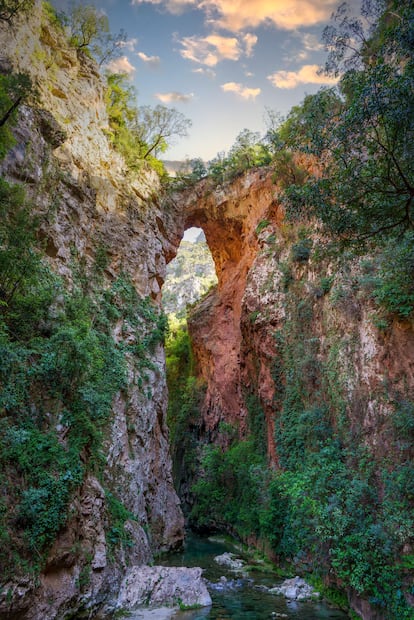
<box><xmin>118</xmin><ymin>37</ymin><xmax>138</xmax><ymax>52</ymax></box>
<box><xmin>221</xmin><ymin>82</ymin><xmax>261</xmax><ymax>100</ymax></box>
<box><xmin>242</xmin><ymin>33</ymin><xmax>257</xmax><ymax>57</ymax></box>
<box><xmin>299</xmin><ymin>32</ymin><xmax>324</xmax><ymax>52</ymax></box>
<box><xmin>131</xmin><ymin>0</ymin><xmax>193</xmax><ymax>13</ymax></box>
<box><xmin>137</xmin><ymin>51</ymin><xmax>161</xmax><ymax>67</ymax></box>
<box><xmin>192</xmin><ymin>67</ymin><xmax>216</xmax><ymax>78</ymax></box>
<box><xmin>178</xmin><ymin>32</ymin><xmax>256</xmax><ymax>67</ymax></box>
<box><xmin>132</xmin><ymin>0</ymin><xmax>338</xmax><ymax>31</ymax></box>
<box><xmin>267</xmin><ymin>64</ymin><xmax>337</xmax><ymax>89</ymax></box>
<box><xmin>287</xmin><ymin>32</ymin><xmax>324</xmax><ymax>61</ymax></box>
<box><xmin>106</xmin><ymin>56</ymin><xmax>136</xmax><ymax>75</ymax></box>
<box><xmin>155</xmin><ymin>91</ymin><xmax>194</xmax><ymax>103</ymax></box>
<box><xmin>179</xmin><ymin>34</ymin><xmax>241</xmax><ymax>66</ymax></box>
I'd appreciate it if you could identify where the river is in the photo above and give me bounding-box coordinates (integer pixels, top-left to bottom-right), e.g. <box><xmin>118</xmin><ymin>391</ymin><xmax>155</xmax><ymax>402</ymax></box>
<box><xmin>157</xmin><ymin>533</ymin><xmax>348</xmax><ymax>620</ymax></box>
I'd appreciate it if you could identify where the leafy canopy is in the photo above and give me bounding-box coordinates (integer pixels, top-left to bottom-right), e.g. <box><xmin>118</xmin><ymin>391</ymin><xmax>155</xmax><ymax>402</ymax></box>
<box><xmin>63</xmin><ymin>3</ymin><xmax>127</xmax><ymax>65</ymax></box>
<box><xmin>0</xmin><ymin>0</ymin><xmax>34</xmax><ymax>23</ymax></box>
<box><xmin>280</xmin><ymin>0</ymin><xmax>414</xmax><ymax>247</ymax></box>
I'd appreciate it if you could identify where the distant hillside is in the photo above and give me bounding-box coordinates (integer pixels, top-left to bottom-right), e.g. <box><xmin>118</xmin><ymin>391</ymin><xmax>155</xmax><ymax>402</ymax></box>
<box><xmin>162</xmin><ymin>239</ymin><xmax>217</xmax><ymax>316</ymax></box>
<box><xmin>162</xmin><ymin>160</ymin><xmax>189</xmax><ymax>176</ymax></box>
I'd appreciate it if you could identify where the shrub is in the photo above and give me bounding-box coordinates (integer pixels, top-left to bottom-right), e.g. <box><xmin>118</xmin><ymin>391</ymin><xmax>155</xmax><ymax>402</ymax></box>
<box><xmin>291</xmin><ymin>238</ymin><xmax>313</xmax><ymax>262</ymax></box>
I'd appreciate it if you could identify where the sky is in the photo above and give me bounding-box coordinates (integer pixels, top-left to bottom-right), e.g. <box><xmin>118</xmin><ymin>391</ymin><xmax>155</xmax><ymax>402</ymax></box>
<box><xmin>51</xmin><ymin>0</ymin><xmax>361</xmax><ymax>162</ymax></box>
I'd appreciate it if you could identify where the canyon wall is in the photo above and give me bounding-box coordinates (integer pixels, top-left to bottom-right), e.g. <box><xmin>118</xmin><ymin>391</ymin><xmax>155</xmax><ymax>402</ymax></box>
<box><xmin>0</xmin><ymin>5</ymin><xmax>183</xmax><ymax>618</ymax></box>
<box><xmin>169</xmin><ymin>169</ymin><xmax>414</xmax><ymax>619</ymax></box>
<box><xmin>1</xmin><ymin>4</ymin><xmax>412</xmax><ymax>620</ymax></box>
<box><xmin>173</xmin><ymin>167</ymin><xmax>414</xmax><ymax>462</ymax></box>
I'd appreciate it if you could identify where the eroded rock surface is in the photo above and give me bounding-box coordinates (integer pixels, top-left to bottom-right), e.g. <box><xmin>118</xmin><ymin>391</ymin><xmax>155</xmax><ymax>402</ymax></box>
<box><xmin>0</xmin><ymin>4</ymin><xmax>183</xmax><ymax>618</ymax></box>
<box><xmin>116</xmin><ymin>566</ymin><xmax>212</xmax><ymax>611</ymax></box>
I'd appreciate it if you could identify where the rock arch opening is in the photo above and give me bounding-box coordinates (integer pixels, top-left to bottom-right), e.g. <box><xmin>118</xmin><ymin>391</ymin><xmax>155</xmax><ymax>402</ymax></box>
<box><xmin>162</xmin><ymin>226</ymin><xmax>217</xmax><ymax>317</ymax></box>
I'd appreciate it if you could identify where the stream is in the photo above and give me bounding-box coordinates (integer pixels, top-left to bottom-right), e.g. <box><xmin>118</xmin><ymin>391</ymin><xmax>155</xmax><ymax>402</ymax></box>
<box><xmin>157</xmin><ymin>533</ymin><xmax>348</xmax><ymax>620</ymax></box>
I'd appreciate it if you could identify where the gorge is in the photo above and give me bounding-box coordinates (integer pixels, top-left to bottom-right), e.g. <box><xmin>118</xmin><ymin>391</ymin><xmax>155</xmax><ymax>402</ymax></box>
<box><xmin>0</xmin><ymin>2</ymin><xmax>413</xmax><ymax>620</ymax></box>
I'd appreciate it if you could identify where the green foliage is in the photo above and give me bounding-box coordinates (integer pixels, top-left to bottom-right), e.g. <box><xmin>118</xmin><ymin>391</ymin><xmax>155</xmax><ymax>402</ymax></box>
<box><xmin>282</xmin><ymin>1</ymin><xmax>414</xmax><ymax>248</ymax></box>
<box><xmin>255</xmin><ymin>220</ymin><xmax>270</xmax><ymax>235</ymax></box>
<box><xmin>169</xmin><ymin>159</ymin><xmax>208</xmax><ymax>190</ymax></box>
<box><xmin>205</xmin><ymin>130</ymin><xmax>271</xmax><ymax>186</ymax></box>
<box><xmin>105</xmin><ymin>491</ymin><xmax>136</xmax><ymax>551</ymax></box>
<box><xmin>190</xmin><ymin>439</ymin><xmax>267</xmax><ymax>537</ymax></box>
<box><xmin>166</xmin><ymin>319</ymin><xmax>203</xmax><ymax>500</ymax></box>
<box><xmin>267</xmin><ymin>274</ymin><xmax>414</xmax><ymax>617</ymax></box>
<box><xmin>105</xmin><ymin>75</ymin><xmax>190</xmax><ymax>176</ymax></box>
<box><xmin>104</xmin><ymin>73</ymin><xmax>143</xmax><ymax>171</ymax></box>
<box><xmin>271</xmin><ymin>149</ymin><xmax>309</xmax><ymax>189</ymax></box>
<box><xmin>371</xmin><ymin>232</ymin><xmax>414</xmax><ymax>319</ymax></box>
<box><xmin>42</xmin><ymin>1</ymin><xmax>64</xmax><ymax>28</ymax></box>
<box><xmin>291</xmin><ymin>238</ymin><xmax>312</xmax><ymax>262</ymax></box>
<box><xmin>63</xmin><ymin>3</ymin><xmax>126</xmax><ymax>65</ymax></box>
<box><xmin>319</xmin><ymin>275</ymin><xmax>334</xmax><ymax>295</ymax></box>
<box><xmin>0</xmin><ymin>72</ymin><xmax>32</xmax><ymax>159</ymax></box>
<box><xmin>245</xmin><ymin>392</ymin><xmax>266</xmax><ymax>456</ymax></box>
<box><xmin>136</xmin><ymin>104</ymin><xmax>191</xmax><ymax>160</ymax></box>
<box><xmin>0</xmin><ymin>179</ymin><xmax>163</xmax><ymax>576</ymax></box>
<box><xmin>0</xmin><ymin>0</ymin><xmax>34</xmax><ymax>23</ymax></box>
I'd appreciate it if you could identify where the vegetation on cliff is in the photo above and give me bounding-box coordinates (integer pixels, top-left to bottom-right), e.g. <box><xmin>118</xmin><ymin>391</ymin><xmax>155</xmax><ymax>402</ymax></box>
<box><xmin>167</xmin><ymin>2</ymin><xmax>414</xmax><ymax>618</ymax></box>
<box><xmin>0</xmin><ymin>0</ymin><xmax>413</xmax><ymax>618</ymax></box>
<box><xmin>0</xmin><ymin>2</ymin><xmax>170</xmax><ymax>580</ymax></box>
<box><xmin>0</xmin><ymin>172</ymin><xmax>166</xmax><ymax>575</ymax></box>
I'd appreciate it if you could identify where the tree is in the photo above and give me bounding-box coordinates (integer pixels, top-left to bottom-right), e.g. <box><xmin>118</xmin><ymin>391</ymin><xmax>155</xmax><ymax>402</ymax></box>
<box><xmin>105</xmin><ymin>73</ymin><xmax>136</xmax><ymax>132</ymax></box>
<box><xmin>65</xmin><ymin>3</ymin><xmax>127</xmax><ymax>65</ymax></box>
<box><xmin>227</xmin><ymin>128</ymin><xmax>270</xmax><ymax>173</ymax></box>
<box><xmin>0</xmin><ymin>73</ymin><xmax>32</xmax><ymax>159</ymax></box>
<box><xmin>283</xmin><ymin>0</ymin><xmax>414</xmax><ymax>246</ymax></box>
<box><xmin>207</xmin><ymin>152</ymin><xmax>227</xmax><ymax>185</ymax></box>
<box><xmin>189</xmin><ymin>158</ymin><xmax>207</xmax><ymax>181</ymax></box>
<box><xmin>134</xmin><ymin>105</ymin><xmax>191</xmax><ymax>159</ymax></box>
<box><xmin>0</xmin><ymin>0</ymin><xmax>33</xmax><ymax>23</ymax></box>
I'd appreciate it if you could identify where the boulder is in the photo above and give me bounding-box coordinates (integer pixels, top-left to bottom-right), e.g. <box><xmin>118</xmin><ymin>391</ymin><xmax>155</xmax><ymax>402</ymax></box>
<box><xmin>214</xmin><ymin>552</ymin><xmax>245</xmax><ymax>571</ymax></box>
<box><xmin>269</xmin><ymin>576</ymin><xmax>319</xmax><ymax>601</ymax></box>
<box><xmin>117</xmin><ymin>565</ymin><xmax>212</xmax><ymax>612</ymax></box>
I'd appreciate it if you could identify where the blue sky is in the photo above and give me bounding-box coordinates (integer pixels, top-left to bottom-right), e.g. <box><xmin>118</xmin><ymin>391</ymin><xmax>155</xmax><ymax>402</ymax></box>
<box><xmin>52</xmin><ymin>0</ymin><xmax>360</xmax><ymax>161</ymax></box>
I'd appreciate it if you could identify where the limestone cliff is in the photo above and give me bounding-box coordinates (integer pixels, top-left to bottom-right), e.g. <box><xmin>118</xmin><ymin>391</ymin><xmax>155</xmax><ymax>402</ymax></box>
<box><xmin>0</xmin><ymin>4</ymin><xmax>182</xmax><ymax>618</ymax></box>
<box><xmin>1</xmin><ymin>4</ymin><xmax>413</xmax><ymax>620</ymax></box>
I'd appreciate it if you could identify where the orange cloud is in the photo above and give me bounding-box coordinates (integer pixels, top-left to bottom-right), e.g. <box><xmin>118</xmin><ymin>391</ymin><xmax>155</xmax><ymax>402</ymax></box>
<box><xmin>267</xmin><ymin>64</ymin><xmax>337</xmax><ymax>88</ymax></box>
<box><xmin>106</xmin><ymin>56</ymin><xmax>136</xmax><ymax>74</ymax></box>
<box><xmin>179</xmin><ymin>34</ymin><xmax>244</xmax><ymax>66</ymax></box>
<box><xmin>133</xmin><ymin>0</ymin><xmax>338</xmax><ymax>31</ymax></box>
<box><xmin>221</xmin><ymin>81</ymin><xmax>261</xmax><ymax>100</ymax></box>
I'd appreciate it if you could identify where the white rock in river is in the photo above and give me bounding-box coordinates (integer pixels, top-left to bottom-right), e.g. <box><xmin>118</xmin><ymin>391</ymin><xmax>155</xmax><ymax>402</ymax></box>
<box><xmin>214</xmin><ymin>552</ymin><xmax>245</xmax><ymax>570</ymax></box>
<box><xmin>269</xmin><ymin>576</ymin><xmax>319</xmax><ymax>601</ymax></box>
<box><xmin>117</xmin><ymin>565</ymin><xmax>212</xmax><ymax>611</ymax></box>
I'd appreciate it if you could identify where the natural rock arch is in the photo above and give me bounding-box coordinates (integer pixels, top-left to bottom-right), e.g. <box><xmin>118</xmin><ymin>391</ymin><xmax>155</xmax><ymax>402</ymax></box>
<box><xmin>162</xmin><ymin>168</ymin><xmax>282</xmax><ymax>453</ymax></box>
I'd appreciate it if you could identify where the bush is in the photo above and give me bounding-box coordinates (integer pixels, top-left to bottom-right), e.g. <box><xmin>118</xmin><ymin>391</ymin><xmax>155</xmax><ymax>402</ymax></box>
<box><xmin>291</xmin><ymin>238</ymin><xmax>313</xmax><ymax>262</ymax></box>
<box><xmin>372</xmin><ymin>233</ymin><xmax>414</xmax><ymax>319</ymax></box>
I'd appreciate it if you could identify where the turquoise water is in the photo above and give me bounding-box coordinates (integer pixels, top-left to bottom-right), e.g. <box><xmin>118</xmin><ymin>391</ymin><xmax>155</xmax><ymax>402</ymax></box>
<box><xmin>161</xmin><ymin>533</ymin><xmax>348</xmax><ymax>620</ymax></box>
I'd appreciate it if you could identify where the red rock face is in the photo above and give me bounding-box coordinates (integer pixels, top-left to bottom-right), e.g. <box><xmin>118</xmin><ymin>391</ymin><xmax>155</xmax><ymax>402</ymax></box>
<box><xmin>175</xmin><ymin>167</ymin><xmax>414</xmax><ymax>469</ymax></box>
<box><xmin>177</xmin><ymin>169</ymin><xmax>282</xmax><ymax>443</ymax></box>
